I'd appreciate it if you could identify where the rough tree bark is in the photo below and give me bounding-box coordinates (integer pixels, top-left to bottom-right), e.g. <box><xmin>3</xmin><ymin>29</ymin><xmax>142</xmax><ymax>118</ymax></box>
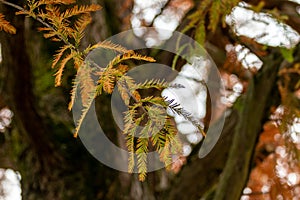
<box><xmin>213</xmin><ymin>50</ymin><xmax>286</xmax><ymax>200</ymax></box>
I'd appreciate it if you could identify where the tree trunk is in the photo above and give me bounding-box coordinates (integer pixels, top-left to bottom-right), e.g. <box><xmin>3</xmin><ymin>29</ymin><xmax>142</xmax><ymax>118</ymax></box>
<box><xmin>213</xmin><ymin>50</ymin><xmax>284</xmax><ymax>200</ymax></box>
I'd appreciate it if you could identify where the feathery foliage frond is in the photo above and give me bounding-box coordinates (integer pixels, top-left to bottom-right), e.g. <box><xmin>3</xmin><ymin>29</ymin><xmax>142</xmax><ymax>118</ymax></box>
<box><xmin>146</xmin><ymin>105</ymin><xmax>167</xmax><ymax>133</ymax></box>
<box><xmin>1</xmin><ymin>0</ymin><xmax>199</xmax><ymax>181</ymax></box>
<box><xmin>16</xmin><ymin>0</ymin><xmax>101</xmax><ymax>45</ymax></box>
<box><xmin>117</xmin><ymin>75</ymin><xmax>137</xmax><ymax>105</ymax></box>
<box><xmin>134</xmin><ymin>79</ymin><xmax>184</xmax><ymax>91</ymax></box>
<box><xmin>8</xmin><ymin>0</ymin><xmax>101</xmax><ymax>137</ymax></box>
<box><xmin>120</xmin><ymin>84</ymin><xmax>186</xmax><ymax>180</ymax></box>
<box><xmin>77</xmin><ymin>62</ymin><xmax>96</xmax><ymax>107</ymax></box>
<box><xmin>95</xmin><ymin>50</ymin><xmax>155</xmax><ymax>95</ymax></box>
<box><xmin>134</xmin><ymin>79</ymin><xmax>169</xmax><ymax>90</ymax></box>
<box><xmin>37</xmin><ymin>0</ymin><xmax>76</xmax><ymax>6</ymax></box>
<box><xmin>136</xmin><ymin>121</ymin><xmax>151</xmax><ymax>181</ymax></box>
<box><xmin>182</xmin><ymin>0</ymin><xmax>240</xmax><ymax>45</ymax></box>
<box><xmin>97</xmin><ymin>68</ymin><xmax>118</xmax><ymax>94</ymax></box>
<box><xmin>106</xmin><ymin>52</ymin><xmax>156</xmax><ymax>70</ymax></box>
<box><xmin>127</xmin><ymin>133</ymin><xmax>135</xmax><ymax>173</ymax></box>
<box><xmin>87</xmin><ymin>40</ymin><xmax>130</xmax><ymax>54</ymax></box>
<box><xmin>125</xmin><ymin>111</ymin><xmax>146</xmax><ymax>173</ymax></box>
<box><xmin>0</xmin><ymin>13</ymin><xmax>16</xmax><ymax>34</ymax></box>
<box><xmin>75</xmin><ymin>48</ymin><xmax>157</xmax><ymax>140</ymax></box>
<box><xmin>208</xmin><ymin>0</ymin><xmax>221</xmax><ymax>32</ymax></box>
<box><xmin>68</xmin><ymin>77</ymin><xmax>79</xmax><ymax>111</ymax></box>
<box><xmin>12</xmin><ymin>0</ymin><xmax>101</xmax><ymax>90</ymax></box>
<box><xmin>195</xmin><ymin>20</ymin><xmax>206</xmax><ymax>47</ymax></box>
<box><xmin>73</xmin><ymin>90</ymin><xmax>95</xmax><ymax>138</ymax></box>
<box><xmin>51</xmin><ymin>44</ymin><xmax>73</xmax><ymax>69</ymax></box>
<box><xmin>62</xmin><ymin>4</ymin><xmax>101</xmax><ymax>19</ymax></box>
<box><xmin>123</xmin><ymin>109</ymin><xmax>138</xmax><ymax>136</ymax></box>
<box><xmin>73</xmin><ymin>62</ymin><xmax>97</xmax><ymax>137</ymax></box>
<box><xmin>74</xmin><ymin>14</ymin><xmax>91</xmax><ymax>33</ymax></box>
<box><xmin>54</xmin><ymin>50</ymin><xmax>77</xmax><ymax>86</ymax></box>
<box><xmin>72</xmin><ymin>14</ymin><xmax>92</xmax><ymax>45</ymax></box>
<box><xmin>165</xmin><ymin>98</ymin><xmax>206</xmax><ymax>137</ymax></box>
<box><xmin>168</xmin><ymin>83</ymin><xmax>185</xmax><ymax>89</ymax></box>
<box><xmin>152</xmin><ymin>117</ymin><xmax>182</xmax><ymax>170</ymax></box>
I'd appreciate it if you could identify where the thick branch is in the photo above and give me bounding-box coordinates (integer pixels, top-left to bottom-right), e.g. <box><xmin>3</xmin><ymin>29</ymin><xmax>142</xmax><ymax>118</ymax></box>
<box><xmin>213</xmin><ymin>50</ymin><xmax>284</xmax><ymax>200</ymax></box>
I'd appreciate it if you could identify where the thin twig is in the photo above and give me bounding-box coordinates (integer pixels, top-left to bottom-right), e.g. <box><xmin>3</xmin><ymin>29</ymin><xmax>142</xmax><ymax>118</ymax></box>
<box><xmin>0</xmin><ymin>0</ymin><xmax>23</xmax><ymax>10</ymax></box>
<box><xmin>0</xmin><ymin>0</ymin><xmax>73</xmax><ymax>46</ymax></box>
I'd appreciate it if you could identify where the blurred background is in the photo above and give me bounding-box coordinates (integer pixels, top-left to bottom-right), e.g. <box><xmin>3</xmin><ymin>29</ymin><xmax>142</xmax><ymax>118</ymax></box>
<box><xmin>0</xmin><ymin>0</ymin><xmax>300</xmax><ymax>199</ymax></box>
